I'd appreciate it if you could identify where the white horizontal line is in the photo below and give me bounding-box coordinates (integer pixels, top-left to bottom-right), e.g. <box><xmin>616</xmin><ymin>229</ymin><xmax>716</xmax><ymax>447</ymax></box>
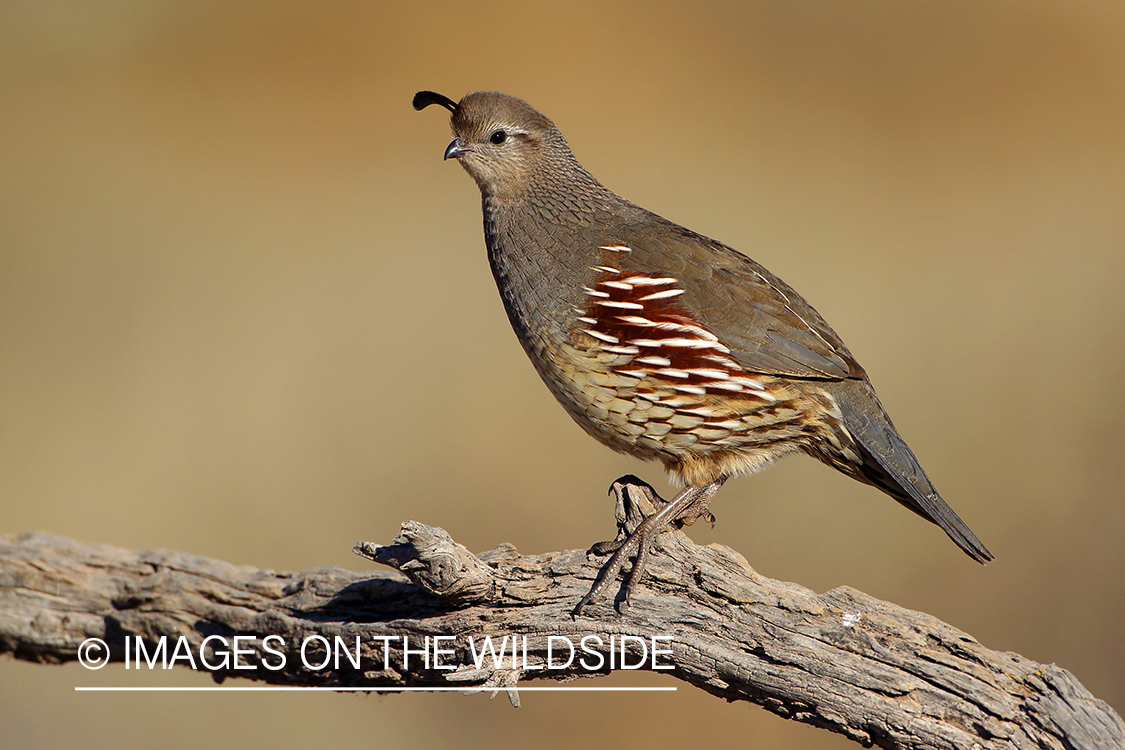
<box><xmin>75</xmin><ymin>686</ymin><xmax>676</xmax><ymax>692</ymax></box>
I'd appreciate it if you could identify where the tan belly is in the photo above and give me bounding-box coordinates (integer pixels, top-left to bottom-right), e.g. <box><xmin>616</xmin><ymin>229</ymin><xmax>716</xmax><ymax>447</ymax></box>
<box><xmin>539</xmin><ymin>337</ymin><xmax>840</xmax><ymax>486</ymax></box>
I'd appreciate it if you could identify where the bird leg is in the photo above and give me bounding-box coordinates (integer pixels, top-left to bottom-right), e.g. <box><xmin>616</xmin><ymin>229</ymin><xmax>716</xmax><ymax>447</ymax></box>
<box><xmin>574</xmin><ymin>476</ymin><xmax>726</xmax><ymax>615</ymax></box>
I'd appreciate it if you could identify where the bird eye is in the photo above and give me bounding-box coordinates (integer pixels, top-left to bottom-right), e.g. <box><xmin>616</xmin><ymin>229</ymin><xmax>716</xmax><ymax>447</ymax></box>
<box><xmin>490</xmin><ymin>130</ymin><xmax>508</xmax><ymax>145</ymax></box>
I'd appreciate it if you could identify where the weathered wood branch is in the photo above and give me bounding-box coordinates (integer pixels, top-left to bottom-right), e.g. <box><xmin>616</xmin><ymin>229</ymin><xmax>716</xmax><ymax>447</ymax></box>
<box><xmin>1</xmin><ymin>478</ymin><xmax>1120</xmax><ymax>749</ymax></box>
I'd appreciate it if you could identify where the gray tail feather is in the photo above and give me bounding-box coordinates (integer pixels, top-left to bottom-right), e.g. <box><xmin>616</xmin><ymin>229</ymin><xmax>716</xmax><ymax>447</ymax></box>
<box><xmin>833</xmin><ymin>380</ymin><xmax>994</xmax><ymax>564</ymax></box>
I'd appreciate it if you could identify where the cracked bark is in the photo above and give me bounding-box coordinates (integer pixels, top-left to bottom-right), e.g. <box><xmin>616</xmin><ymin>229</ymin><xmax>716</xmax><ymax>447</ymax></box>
<box><xmin>1</xmin><ymin>477</ymin><xmax>1120</xmax><ymax>750</ymax></box>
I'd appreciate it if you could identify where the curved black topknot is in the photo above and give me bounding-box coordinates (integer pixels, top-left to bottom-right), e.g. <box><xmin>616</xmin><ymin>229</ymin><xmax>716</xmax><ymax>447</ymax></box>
<box><xmin>413</xmin><ymin>91</ymin><xmax>458</xmax><ymax>114</ymax></box>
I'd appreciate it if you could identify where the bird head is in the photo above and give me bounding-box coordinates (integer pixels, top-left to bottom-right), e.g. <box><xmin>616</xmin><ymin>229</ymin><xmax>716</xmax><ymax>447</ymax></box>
<box><xmin>413</xmin><ymin>90</ymin><xmax>573</xmax><ymax>200</ymax></box>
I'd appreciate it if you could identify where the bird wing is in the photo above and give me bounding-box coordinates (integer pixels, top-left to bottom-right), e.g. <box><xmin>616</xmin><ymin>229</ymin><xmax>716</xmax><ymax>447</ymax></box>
<box><xmin>620</xmin><ymin>222</ymin><xmax>865</xmax><ymax>380</ymax></box>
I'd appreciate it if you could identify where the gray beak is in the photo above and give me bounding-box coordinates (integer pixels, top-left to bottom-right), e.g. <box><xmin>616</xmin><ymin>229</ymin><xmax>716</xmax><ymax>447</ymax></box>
<box><xmin>444</xmin><ymin>138</ymin><xmax>471</xmax><ymax>160</ymax></box>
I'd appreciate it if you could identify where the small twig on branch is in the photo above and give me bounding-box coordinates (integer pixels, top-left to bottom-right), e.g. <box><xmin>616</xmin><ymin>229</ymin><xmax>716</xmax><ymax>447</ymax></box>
<box><xmin>0</xmin><ymin>476</ymin><xmax>1120</xmax><ymax>750</ymax></box>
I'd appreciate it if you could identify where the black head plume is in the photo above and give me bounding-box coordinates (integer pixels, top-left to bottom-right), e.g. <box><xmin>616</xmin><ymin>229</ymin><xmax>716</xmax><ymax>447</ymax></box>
<box><xmin>413</xmin><ymin>91</ymin><xmax>458</xmax><ymax>114</ymax></box>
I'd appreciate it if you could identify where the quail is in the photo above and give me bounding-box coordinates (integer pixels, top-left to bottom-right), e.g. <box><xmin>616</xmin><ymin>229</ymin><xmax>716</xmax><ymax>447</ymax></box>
<box><xmin>413</xmin><ymin>90</ymin><xmax>993</xmax><ymax>613</ymax></box>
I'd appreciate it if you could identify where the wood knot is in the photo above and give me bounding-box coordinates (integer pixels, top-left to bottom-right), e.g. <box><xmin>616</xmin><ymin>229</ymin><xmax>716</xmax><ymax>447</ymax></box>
<box><xmin>354</xmin><ymin>521</ymin><xmax>497</xmax><ymax>606</ymax></box>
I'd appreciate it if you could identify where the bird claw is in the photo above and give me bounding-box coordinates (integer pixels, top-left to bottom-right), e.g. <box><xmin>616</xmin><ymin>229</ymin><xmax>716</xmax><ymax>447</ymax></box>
<box><xmin>588</xmin><ymin>538</ymin><xmax>624</xmax><ymax>556</ymax></box>
<box><xmin>574</xmin><ymin>528</ymin><xmax>648</xmax><ymax>616</ymax></box>
<box><xmin>678</xmin><ymin>510</ymin><xmax>717</xmax><ymax>529</ymax></box>
<box><xmin>574</xmin><ymin>477</ymin><xmax>724</xmax><ymax>616</ymax></box>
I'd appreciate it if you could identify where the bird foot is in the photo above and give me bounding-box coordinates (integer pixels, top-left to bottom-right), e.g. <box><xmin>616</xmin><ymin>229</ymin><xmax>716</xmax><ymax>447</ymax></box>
<box><xmin>574</xmin><ymin>476</ymin><xmax>725</xmax><ymax>616</ymax></box>
<box><xmin>597</xmin><ymin>475</ymin><xmax>716</xmax><ymax>540</ymax></box>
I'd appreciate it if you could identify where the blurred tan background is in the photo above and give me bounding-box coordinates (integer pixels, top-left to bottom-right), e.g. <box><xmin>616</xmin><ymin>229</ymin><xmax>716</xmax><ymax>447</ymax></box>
<box><xmin>2</xmin><ymin>1</ymin><xmax>1123</xmax><ymax>747</ymax></box>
